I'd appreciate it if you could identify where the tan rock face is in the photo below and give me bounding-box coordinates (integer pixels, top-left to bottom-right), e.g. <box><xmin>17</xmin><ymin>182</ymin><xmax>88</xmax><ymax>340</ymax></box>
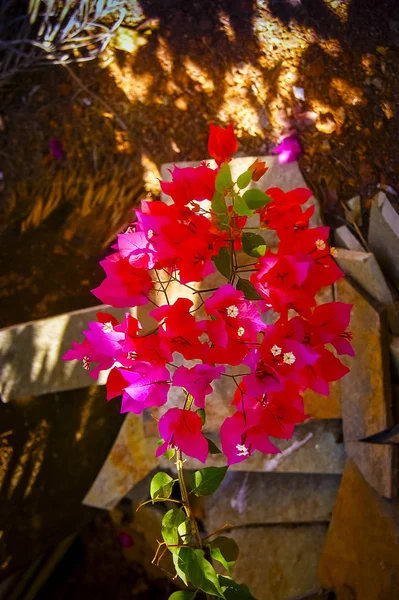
<box><xmin>319</xmin><ymin>460</ymin><xmax>399</xmax><ymax>599</ymax></box>
<box><xmin>226</xmin><ymin>523</ymin><xmax>328</xmax><ymax>600</ymax></box>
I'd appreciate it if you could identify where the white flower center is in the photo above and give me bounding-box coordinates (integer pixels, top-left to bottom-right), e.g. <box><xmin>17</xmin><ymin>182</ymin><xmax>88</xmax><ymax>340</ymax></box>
<box><xmin>315</xmin><ymin>239</ymin><xmax>326</xmax><ymax>251</ymax></box>
<box><xmin>147</xmin><ymin>229</ymin><xmax>154</xmax><ymax>239</ymax></box>
<box><xmin>236</xmin><ymin>443</ymin><xmax>249</xmax><ymax>457</ymax></box>
<box><xmin>237</xmin><ymin>327</ymin><xmax>245</xmax><ymax>337</ymax></box>
<box><xmin>127</xmin><ymin>351</ymin><xmax>136</xmax><ymax>360</ymax></box>
<box><xmin>283</xmin><ymin>352</ymin><xmax>296</xmax><ymax>365</ymax></box>
<box><xmin>227</xmin><ymin>305</ymin><xmax>239</xmax><ymax>318</ymax></box>
<box><xmin>83</xmin><ymin>356</ymin><xmax>90</xmax><ymax>370</ymax></box>
<box><xmin>102</xmin><ymin>322</ymin><xmax>114</xmax><ymax>333</ymax></box>
<box><xmin>330</xmin><ymin>246</ymin><xmax>338</xmax><ymax>257</ymax></box>
<box><xmin>271</xmin><ymin>344</ymin><xmax>282</xmax><ymax>356</ymax></box>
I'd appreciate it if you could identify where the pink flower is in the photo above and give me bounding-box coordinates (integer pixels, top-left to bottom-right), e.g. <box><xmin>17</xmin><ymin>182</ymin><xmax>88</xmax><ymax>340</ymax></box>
<box><xmin>273</xmin><ymin>135</ymin><xmax>301</xmax><ymax>164</ymax></box>
<box><xmin>156</xmin><ymin>408</ymin><xmax>208</xmax><ymax>462</ymax></box>
<box><xmin>208</xmin><ymin>123</ymin><xmax>238</xmax><ymax>165</ymax></box>
<box><xmin>173</xmin><ymin>364</ymin><xmax>225</xmax><ymax>408</ymax></box>
<box><xmin>118</xmin><ymin>362</ymin><xmax>170</xmax><ymax>414</ymax></box>
<box><xmin>220</xmin><ymin>409</ymin><xmax>280</xmax><ymax>465</ymax></box>
<box><xmin>160</xmin><ymin>164</ymin><xmax>216</xmax><ymax>206</ymax></box>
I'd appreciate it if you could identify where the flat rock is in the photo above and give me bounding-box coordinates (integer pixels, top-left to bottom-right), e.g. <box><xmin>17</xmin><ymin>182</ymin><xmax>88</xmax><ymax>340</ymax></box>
<box><xmin>83</xmin><ymin>413</ymin><xmax>157</xmax><ymax>510</ymax></box>
<box><xmin>225</xmin><ymin>523</ymin><xmax>328</xmax><ymax>600</ymax></box>
<box><xmin>0</xmin><ymin>304</ymin><xmax>155</xmax><ymax>403</ymax></box>
<box><xmin>203</xmin><ymin>471</ymin><xmax>340</xmax><ymax>534</ymax></box>
<box><xmin>335</xmin><ymin>277</ymin><xmax>393</xmax><ymax>440</ymax></box>
<box><xmin>153</xmin><ymin>419</ymin><xmax>346</xmax><ymax>474</ymax></box>
<box><xmin>319</xmin><ymin>460</ymin><xmax>399</xmax><ymax>599</ymax></box>
<box><xmin>335</xmin><ymin>277</ymin><xmax>395</xmax><ymax>496</ymax></box>
<box><xmin>345</xmin><ymin>441</ymin><xmax>398</xmax><ymax>499</ymax></box>
<box><xmin>335</xmin><ymin>248</ymin><xmax>399</xmax><ymax>334</ymax></box>
<box><xmin>368</xmin><ymin>191</ymin><xmax>399</xmax><ymax>284</ymax></box>
<box><xmin>334</xmin><ymin>225</ymin><xmax>364</xmax><ymax>251</ymax></box>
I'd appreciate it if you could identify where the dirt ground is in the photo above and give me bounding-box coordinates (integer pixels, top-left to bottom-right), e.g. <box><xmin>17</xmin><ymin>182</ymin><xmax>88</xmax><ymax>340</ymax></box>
<box><xmin>1</xmin><ymin>0</ymin><xmax>399</xmax><ymax>328</ymax></box>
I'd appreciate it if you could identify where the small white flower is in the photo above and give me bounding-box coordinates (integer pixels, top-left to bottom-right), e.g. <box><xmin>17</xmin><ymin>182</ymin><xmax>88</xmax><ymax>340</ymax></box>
<box><xmin>283</xmin><ymin>352</ymin><xmax>296</xmax><ymax>365</ymax></box>
<box><xmin>237</xmin><ymin>327</ymin><xmax>245</xmax><ymax>337</ymax></box>
<box><xmin>330</xmin><ymin>246</ymin><xmax>338</xmax><ymax>257</ymax></box>
<box><xmin>83</xmin><ymin>356</ymin><xmax>90</xmax><ymax>370</ymax></box>
<box><xmin>236</xmin><ymin>443</ymin><xmax>249</xmax><ymax>457</ymax></box>
<box><xmin>102</xmin><ymin>322</ymin><xmax>114</xmax><ymax>333</ymax></box>
<box><xmin>127</xmin><ymin>351</ymin><xmax>136</xmax><ymax>360</ymax></box>
<box><xmin>147</xmin><ymin>229</ymin><xmax>154</xmax><ymax>239</ymax></box>
<box><xmin>227</xmin><ymin>305</ymin><xmax>239</xmax><ymax>318</ymax></box>
<box><xmin>271</xmin><ymin>344</ymin><xmax>282</xmax><ymax>356</ymax></box>
<box><xmin>315</xmin><ymin>239</ymin><xmax>326</xmax><ymax>251</ymax></box>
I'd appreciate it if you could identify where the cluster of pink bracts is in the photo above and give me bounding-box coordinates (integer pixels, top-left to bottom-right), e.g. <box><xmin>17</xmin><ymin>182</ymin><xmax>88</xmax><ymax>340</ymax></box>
<box><xmin>63</xmin><ymin>124</ymin><xmax>353</xmax><ymax>465</ymax></box>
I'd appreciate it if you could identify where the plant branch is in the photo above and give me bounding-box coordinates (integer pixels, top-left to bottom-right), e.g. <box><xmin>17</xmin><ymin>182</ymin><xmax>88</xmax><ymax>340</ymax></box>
<box><xmin>176</xmin><ymin>449</ymin><xmax>202</xmax><ymax>549</ymax></box>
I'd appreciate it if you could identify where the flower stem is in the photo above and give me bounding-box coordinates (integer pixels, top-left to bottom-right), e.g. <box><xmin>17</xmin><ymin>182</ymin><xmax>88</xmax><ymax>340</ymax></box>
<box><xmin>176</xmin><ymin>449</ymin><xmax>202</xmax><ymax>549</ymax></box>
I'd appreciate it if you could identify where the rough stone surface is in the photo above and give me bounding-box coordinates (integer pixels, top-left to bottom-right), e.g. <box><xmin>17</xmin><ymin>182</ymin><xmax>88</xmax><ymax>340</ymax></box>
<box><xmin>203</xmin><ymin>471</ymin><xmax>340</xmax><ymax>534</ymax></box>
<box><xmin>335</xmin><ymin>277</ymin><xmax>393</xmax><ymax>441</ymax></box>
<box><xmin>0</xmin><ymin>304</ymin><xmax>155</xmax><ymax>403</ymax></box>
<box><xmin>335</xmin><ymin>248</ymin><xmax>399</xmax><ymax>334</ymax></box>
<box><xmin>225</xmin><ymin>523</ymin><xmax>328</xmax><ymax>600</ymax></box>
<box><xmin>319</xmin><ymin>460</ymin><xmax>399</xmax><ymax>599</ymax></box>
<box><xmin>345</xmin><ymin>441</ymin><xmax>398</xmax><ymax>499</ymax></box>
<box><xmin>335</xmin><ymin>278</ymin><xmax>395</xmax><ymax>496</ymax></box>
<box><xmin>0</xmin><ymin>385</ymin><xmax>124</xmax><ymax>579</ymax></box>
<box><xmin>334</xmin><ymin>225</ymin><xmax>364</xmax><ymax>252</ymax></box>
<box><xmin>368</xmin><ymin>191</ymin><xmax>399</xmax><ymax>283</ymax></box>
<box><xmin>83</xmin><ymin>413</ymin><xmax>157</xmax><ymax>510</ymax></box>
<box><xmin>154</xmin><ymin>419</ymin><xmax>346</xmax><ymax>474</ymax></box>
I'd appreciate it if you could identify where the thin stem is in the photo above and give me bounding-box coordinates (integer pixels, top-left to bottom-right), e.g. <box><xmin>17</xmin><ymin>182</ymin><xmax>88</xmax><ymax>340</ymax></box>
<box><xmin>176</xmin><ymin>449</ymin><xmax>202</xmax><ymax>549</ymax></box>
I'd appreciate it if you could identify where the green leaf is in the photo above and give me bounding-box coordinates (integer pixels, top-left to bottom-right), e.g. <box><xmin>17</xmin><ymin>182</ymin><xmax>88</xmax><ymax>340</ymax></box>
<box><xmin>168</xmin><ymin>592</ymin><xmax>197</xmax><ymax>600</ymax></box>
<box><xmin>211</xmin><ymin>191</ymin><xmax>229</xmax><ymax>231</ymax></box>
<box><xmin>207</xmin><ymin>438</ymin><xmax>222</xmax><ymax>454</ymax></box>
<box><xmin>233</xmin><ymin>194</ymin><xmax>252</xmax><ymax>217</ymax></box>
<box><xmin>213</xmin><ymin>246</ymin><xmax>232</xmax><ymax>280</ymax></box>
<box><xmin>212</xmin><ymin>190</ymin><xmax>228</xmax><ymax>214</ymax></box>
<box><xmin>241</xmin><ymin>232</ymin><xmax>266</xmax><ymax>258</ymax></box>
<box><xmin>219</xmin><ymin>575</ymin><xmax>256</xmax><ymax>600</ymax></box>
<box><xmin>216</xmin><ymin>162</ymin><xmax>232</xmax><ymax>193</ymax></box>
<box><xmin>209</xmin><ymin>537</ymin><xmax>239</xmax><ymax>575</ymax></box>
<box><xmin>189</xmin><ymin>466</ymin><xmax>228</xmax><ymax>496</ymax></box>
<box><xmin>157</xmin><ymin>438</ymin><xmax>175</xmax><ymax>460</ymax></box>
<box><xmin>176</xmin><ymin>547</ymin><xmax>226</xmax><ymax>598</ymax></box>
<box><xmin>173</xmin><ymin>551</ymin><xmax>188</xmax><ymax>585</ymax></box>
<box><xmin>162</xmin><ymin>509</ymin><xmax>186</xmax><ymax>553</ymax></box>
<box><xmin>242</xmin><ymin>188</ymin><xmax>272</xmax><ymax>210</ymax></box>
<box><xmin>236</xmin><ymin>171</ymin><xmax>252</xmax><ymax>189</ymax></box>
<box><xmin>236</xmin><ymin>278</ymin><xmax>262</xmax><ymax>300</ymax></box>
<box><xmin>150</xmin><ymin>472</ymin><xmax>175</xmax><ymax>500</ymax></box>
<box><xmin>196</xmin><ymin>408</ymin><xmax>206</xmax><ymax>426</ymax></box>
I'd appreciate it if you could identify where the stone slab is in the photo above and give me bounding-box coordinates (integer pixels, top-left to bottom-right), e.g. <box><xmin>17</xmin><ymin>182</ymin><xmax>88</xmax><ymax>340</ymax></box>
<box><xmin>0</xmin><ymin>303</ymin><xmax>155</xmax><ymax>403</ymax></box>
<box><xmin>335</xmin><ymin>277</ymin><xmax>393</xmax><ymax>441</ymax></box>
<box><xmin>335</xmin><ymin>248</ymin><xmax>399</xmax><ymax>334</ymax></box>
<box><xmin>334</xmin><ymin>225</ymin><xmax>364</xmax><ymax>252</ymax></box>
<box><xmin>83</xmin><ymin>413</ymin><xmax>157</xmax><ymax>510</ymax></box>
<box><xmin>319</xmin><ymin>459</ymin><xmax>399</xmax><ymax>599</ymax></box>
<box><xmin>203</xmin><ymin>472</ymin><xmax>340</xmax><ymax>534</ymax></box>
<box><xmin>345</xmin><ymin>441</ymin><xmax>398</xmax><ymax>499</ymax></box>
<box><xmin>225</xmin><ymin>523</ymin><xmax>328</xmax><ymax>600</ymax></box>
<box><xmin>153</xmin><ymin>419</ymin><xmax>346</xmax><ymax>474</ymax></box>
<box><xmin>368</xmin><ymin>191</ymin><xmax>399</xmax><ymax>284</ymax></box>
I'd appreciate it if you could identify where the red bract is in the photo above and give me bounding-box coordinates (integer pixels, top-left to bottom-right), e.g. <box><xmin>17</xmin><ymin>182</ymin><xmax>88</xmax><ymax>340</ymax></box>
<box><xmin>160</xmin><ymin>164</ymin><xmax>216</xmax><ymax>206</ymax></box>
<box><xmin>92</xmin><ymin>252</ymin><xmax>153</xmax><ymax>308</ymax></box>
<box><xmin>156</xmin><ymin>408</ymin><xmax>208</xmax><ymax>462</ymax></box>
<box><xmin>208</xmin><ymin>123</ymin><xmax>238</xmax><ymax>165</ymax></box>
<box><xmin>63</xmin><ymin>122</ymin><xmax>353</xmax><ymax>468</ymax></box>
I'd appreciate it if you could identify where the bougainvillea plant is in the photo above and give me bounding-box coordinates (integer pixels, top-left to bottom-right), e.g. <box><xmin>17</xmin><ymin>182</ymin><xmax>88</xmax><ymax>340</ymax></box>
<box><xmin>63</xmin><ymin>124</ymin><xmax>353</xmax><ymax>599</ymax></box>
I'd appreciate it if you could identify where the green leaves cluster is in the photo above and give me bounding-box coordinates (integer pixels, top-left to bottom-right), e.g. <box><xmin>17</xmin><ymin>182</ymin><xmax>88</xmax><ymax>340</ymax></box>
<box><xmin>150</xmin><ymin>464</ymin><xmax>255</xmax><ymax>598</ymax></box>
